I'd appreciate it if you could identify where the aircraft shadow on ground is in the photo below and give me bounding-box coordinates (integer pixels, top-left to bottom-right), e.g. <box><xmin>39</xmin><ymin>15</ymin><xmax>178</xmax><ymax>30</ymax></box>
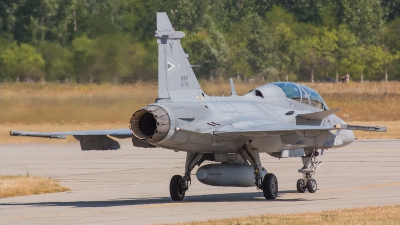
<box><xmin>2</xmin><ymin>190</ymin><xmax>326</xmax><ymax>208</ymax></box>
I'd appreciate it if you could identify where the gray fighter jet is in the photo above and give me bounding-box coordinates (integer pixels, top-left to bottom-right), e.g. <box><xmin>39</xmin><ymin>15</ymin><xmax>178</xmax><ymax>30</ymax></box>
<box><xmin>11</xmin><ymin>12</ymin><xmax>387</xmax><ymax>201</ymax></box>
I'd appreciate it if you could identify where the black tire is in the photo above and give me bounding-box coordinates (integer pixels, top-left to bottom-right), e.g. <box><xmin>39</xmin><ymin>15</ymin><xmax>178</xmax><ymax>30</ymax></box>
<box><xmin>262</xmin><ymin>173</ymin><xmax>278</xmax><ymax>199</ymax></box>
<box><xmin>306</xmin><ymin>178</ymin><xmax>317</xmax><ymax>193</ymax></box>
<box><xmin>296</xmin><ymin>179</ymin><xmax>306</xmax><ymax>193</ymax></box>
<box><xmin>169</xmin><ymin>175</ymin><xmax>185</xmax><ymax>201</ymax></box>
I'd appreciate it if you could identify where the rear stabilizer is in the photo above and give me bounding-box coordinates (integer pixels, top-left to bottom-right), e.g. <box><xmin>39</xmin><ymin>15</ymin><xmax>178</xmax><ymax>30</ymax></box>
<box><xmin>156</xmin><ymin>12</ymin><xmax>203</xmax><ymax>101</ymax></box>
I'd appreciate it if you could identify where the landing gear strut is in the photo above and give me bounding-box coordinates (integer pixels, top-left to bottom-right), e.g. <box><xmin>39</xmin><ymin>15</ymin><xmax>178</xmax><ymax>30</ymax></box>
<box><xmin>169</xmin><ymin>152</ymin><xmax>203</xmax><ymax>201</ymax></box>
<box><xmin>296</xmin><ymin>149</ymin><xmax>322</xmax><ymax>193</ymax></box>
<box><xmin>239</xmin><ymin>142</ymin><xmax>278</xmax><ymax>200</ymax></box>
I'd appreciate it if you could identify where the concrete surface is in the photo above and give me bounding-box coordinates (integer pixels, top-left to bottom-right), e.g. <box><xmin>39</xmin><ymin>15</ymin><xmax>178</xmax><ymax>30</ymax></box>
<box><xmin>1</xmin><ymin>139</ymin><xmax>400</xmax><ymax>224</ymax></box>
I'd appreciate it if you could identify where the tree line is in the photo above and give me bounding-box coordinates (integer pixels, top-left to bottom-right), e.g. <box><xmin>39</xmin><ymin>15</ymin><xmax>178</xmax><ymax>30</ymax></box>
<box><xmin>1</xmin><ymin>0</ymin><xmax>400</xmax><ymax>83</ymax></box>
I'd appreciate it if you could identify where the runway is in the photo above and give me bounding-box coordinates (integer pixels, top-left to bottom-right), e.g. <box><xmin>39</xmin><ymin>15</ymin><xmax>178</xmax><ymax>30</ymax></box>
<box><xmin>1</xmin><ymin>139</ymin><xmax>400</xmax><ymax>224</ymax></box>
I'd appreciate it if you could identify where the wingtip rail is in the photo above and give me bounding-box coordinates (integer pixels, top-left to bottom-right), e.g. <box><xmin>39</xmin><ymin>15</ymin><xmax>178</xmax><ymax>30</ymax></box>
<box><xmin>10</xmin><ymin>130</ymin><xmax>67</xmax><ymax>139</ymax></box>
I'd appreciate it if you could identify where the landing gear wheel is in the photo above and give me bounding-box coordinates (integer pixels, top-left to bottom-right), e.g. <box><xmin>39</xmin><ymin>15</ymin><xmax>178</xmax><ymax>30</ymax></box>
<box><xmin>306</xmin><ymin>178</ymin><xmax>317</xmax><ymax>193</ymax></box>
<box><xmin>169</xmin><ymin>175</ymin><xmax>185</xmax><ymax>201</ymax></box>
<box><xmin>296</xmin><ymin>179</ymin><xmax>306</xmax><ymax>193</ymax></box>
<box><xmin>262</xmin><ymin>173</ymin><xmax>278</xmax><ymax>199</ymax></box>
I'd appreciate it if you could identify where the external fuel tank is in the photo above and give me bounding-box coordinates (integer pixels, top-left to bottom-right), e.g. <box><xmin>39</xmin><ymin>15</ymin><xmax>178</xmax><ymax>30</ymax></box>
<box><xmin>196</xmin><ymin>163</ymin><xmax>267</xmax><ymax>187</ymax></box>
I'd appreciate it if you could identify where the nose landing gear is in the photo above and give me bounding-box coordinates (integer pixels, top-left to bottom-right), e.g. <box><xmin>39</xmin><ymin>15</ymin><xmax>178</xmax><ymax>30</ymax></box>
<box><xmin>297</xmin><ymin>175</ymin><xmax>318</xmax><ymax>193</ymax></box>
<box><xmin>296</xmin><ymin>178</ymin><xmax>306</xmax><ymax>193</ymax></box>
<box><xmin>296</xmin><ymin>149</ymin><xmax>323</xmax><ymax>193</ymax></box>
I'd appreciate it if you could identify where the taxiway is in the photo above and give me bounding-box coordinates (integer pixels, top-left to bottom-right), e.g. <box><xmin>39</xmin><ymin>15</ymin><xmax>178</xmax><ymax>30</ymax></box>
<box><xmin>1</xmin><ymin>139</ymin><xmax>400</xmax><ymax>224</ymax></box>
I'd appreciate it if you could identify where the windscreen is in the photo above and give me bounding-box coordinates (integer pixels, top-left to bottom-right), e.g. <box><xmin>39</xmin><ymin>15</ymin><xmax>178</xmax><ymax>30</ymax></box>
<box><xmin>273</xmin><ymin>82</ymin><xmax>327</xmax><ymax>109</ymax></box>
<box><xmin>298</xmin><ymin>84</ymin><xmax>325</xmax><ymax>109</ymax></box>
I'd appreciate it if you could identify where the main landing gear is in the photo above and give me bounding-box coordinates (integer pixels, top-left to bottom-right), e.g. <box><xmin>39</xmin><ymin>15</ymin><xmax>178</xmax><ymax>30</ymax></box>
<box><xmin>239</xmin><ymin>142</ymin><xmax>278</xmax><ymax>200</ymax></box>
<box><xmin>262</xmin><ymin>173</ymin><xmax>278</xmax><ymax>199</ymax></box>
<box><xmin>169</xmin><ymin>142</ymin><xmax>279</xmax><ymax>201</ymax></box>
<box><xmin>296</xmin><ymin>149</ymin><xmax>323</xmax><ymax>194</ymax></box>
<box><xmin>169</xmin><ymin>152</ymin><xmax>203</xmax><ymax>201</ymax></box>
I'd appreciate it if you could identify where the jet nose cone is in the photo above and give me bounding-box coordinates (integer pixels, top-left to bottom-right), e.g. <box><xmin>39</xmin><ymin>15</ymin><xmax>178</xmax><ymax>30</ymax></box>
<box><xmin>340</xmin><ymin>130</ymin><xmax>355</xmax><ymax>147</ymax></box>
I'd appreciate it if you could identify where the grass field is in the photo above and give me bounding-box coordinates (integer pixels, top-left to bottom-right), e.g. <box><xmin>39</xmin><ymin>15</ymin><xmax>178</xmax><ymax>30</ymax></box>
<box><xmin>1</xmin><ymin>80</ymin><xmax>399</xmax><ymax>123</ymax></box>
<box><xmin>0</xmin><ymin>175</ymin><xmax>70</xmax><ymax>198</ymax></box>
<box><xmin>0</xmin><ymin>81</ymin><xmax>399</xmax><ymax>143</ymax></box>
<box><xmin>0</xmin><ymin>82</ymin><xmax>156</xmax><ymax>124</ymax></box>
<box><xmin>167</xmin><ymin>205</ymin><xmax>400</xmax><ymax>225</ymax></box>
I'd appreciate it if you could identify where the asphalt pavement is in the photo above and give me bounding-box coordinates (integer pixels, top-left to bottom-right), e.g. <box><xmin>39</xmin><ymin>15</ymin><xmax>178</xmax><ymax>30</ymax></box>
<box><xmin>1</xmin><ymin>139</ymin><xmax>400</xmax><ymax>224</ymax></box>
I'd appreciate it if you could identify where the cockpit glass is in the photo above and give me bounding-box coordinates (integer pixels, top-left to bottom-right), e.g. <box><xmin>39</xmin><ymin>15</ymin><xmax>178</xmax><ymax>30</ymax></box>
<box><xmin>299</xmin><ymin>85</ymin><xmax>325</xmax><ymax>109</ymax></box>
<box><xmin>273</xmin><ymin>82</ymin><xmax>301</xmax><ymax>101</ymax></box>
<box><xmin>273</xmin><ymin>82</ymin><xmax>326</xmax><ymax>109</ymax></box>
<box><xmin>298</xmin><ymin>86</ymin><xmax>309</xmax><ymax>105</ymax></box>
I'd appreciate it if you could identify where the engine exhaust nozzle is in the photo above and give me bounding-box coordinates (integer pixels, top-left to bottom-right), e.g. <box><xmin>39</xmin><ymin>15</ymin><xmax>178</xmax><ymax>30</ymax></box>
<box><xmin>130</xmin><ymin>105</ymin><xmax>170</xmax><ymax>143</ymax></box>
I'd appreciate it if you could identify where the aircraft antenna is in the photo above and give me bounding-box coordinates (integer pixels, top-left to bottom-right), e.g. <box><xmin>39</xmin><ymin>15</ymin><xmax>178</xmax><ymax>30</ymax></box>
<box><xmin>230</xmin><ymin>78</ymin><xmax>237</xmax><ymax>96</ymax></box>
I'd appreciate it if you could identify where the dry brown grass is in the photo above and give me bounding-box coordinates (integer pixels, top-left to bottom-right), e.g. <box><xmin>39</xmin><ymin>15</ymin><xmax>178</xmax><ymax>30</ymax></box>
<box><xmin>0</xmin><ymin>82</ymin><xmax>156</xmax><ymax>124</ymax></box>
<box><xmin>0</xmin><ymin>175</ymin><xmax>70</xmax><ymax>198</ymax></box>
<box><xmin>310</xmin><ymin>82</ymin><xmax>400</xmax><ymax>121</ymax></box>
<box><xmin>0</xmin><ymin>81</ymin><xmax>398</xmax><ymax>143</ymax></box>
<box><xmin>168</xmin><ymin>205</ymin><xmax>400</xmax><ymax>225</ymax></box>
<box><xmin>203</xmin><ymin>80</ymin><xmax>400</xmax><ymax>122</ymax></box>
<box><xmin>1</xmin><ymin>81</ymin><xmax>399</xmax><ymax>124</ymax></box>
<box><xmin>352</xmin><ymin>121</ymin><xmax>400</xmax><ymax>139</ymax></box>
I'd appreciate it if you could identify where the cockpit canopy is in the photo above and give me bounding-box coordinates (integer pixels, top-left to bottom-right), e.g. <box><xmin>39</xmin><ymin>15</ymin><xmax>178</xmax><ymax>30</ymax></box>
<box><xmin>273</xmin><ymin>82</ymin><xmax>327</xmax><ymax>109</ymax></box>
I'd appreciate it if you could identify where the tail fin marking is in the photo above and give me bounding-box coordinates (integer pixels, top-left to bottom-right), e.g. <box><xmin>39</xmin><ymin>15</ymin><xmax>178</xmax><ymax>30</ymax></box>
<box><xmin>156</xmin><ymin>12</ymin><xmax>203</xmax><ymax>101</ymax></box>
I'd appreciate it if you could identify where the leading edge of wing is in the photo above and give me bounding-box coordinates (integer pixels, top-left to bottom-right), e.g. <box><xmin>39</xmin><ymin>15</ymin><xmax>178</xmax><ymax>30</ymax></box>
<box><xmin>10</xmin><ymin>129</ymin><xmax>133</xmax><ymax>139</ymax></box>
<box><xmin>212</xmin><ymin>121</ymin><xmax>335</xmax><ymax>137</ymax></box>
<box><xmin>298</xmin><ymin>108</ymin><xmax>342</xmax><ymax>120</ymax></box>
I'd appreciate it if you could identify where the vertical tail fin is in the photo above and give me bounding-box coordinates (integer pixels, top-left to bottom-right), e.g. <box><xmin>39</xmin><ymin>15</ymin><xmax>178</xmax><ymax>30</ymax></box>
<box><xmin>156</xmin><ymin>12</ymin><xmax>203</xmax><ymax>101</ymax></box>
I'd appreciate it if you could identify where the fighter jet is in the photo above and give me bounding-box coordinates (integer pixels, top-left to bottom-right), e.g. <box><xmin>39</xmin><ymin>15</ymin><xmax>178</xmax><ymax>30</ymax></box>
<box><xmin>10</xmin><ymin>12</ymin><xmax>387</xmax><ymax>201</ymax></box>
